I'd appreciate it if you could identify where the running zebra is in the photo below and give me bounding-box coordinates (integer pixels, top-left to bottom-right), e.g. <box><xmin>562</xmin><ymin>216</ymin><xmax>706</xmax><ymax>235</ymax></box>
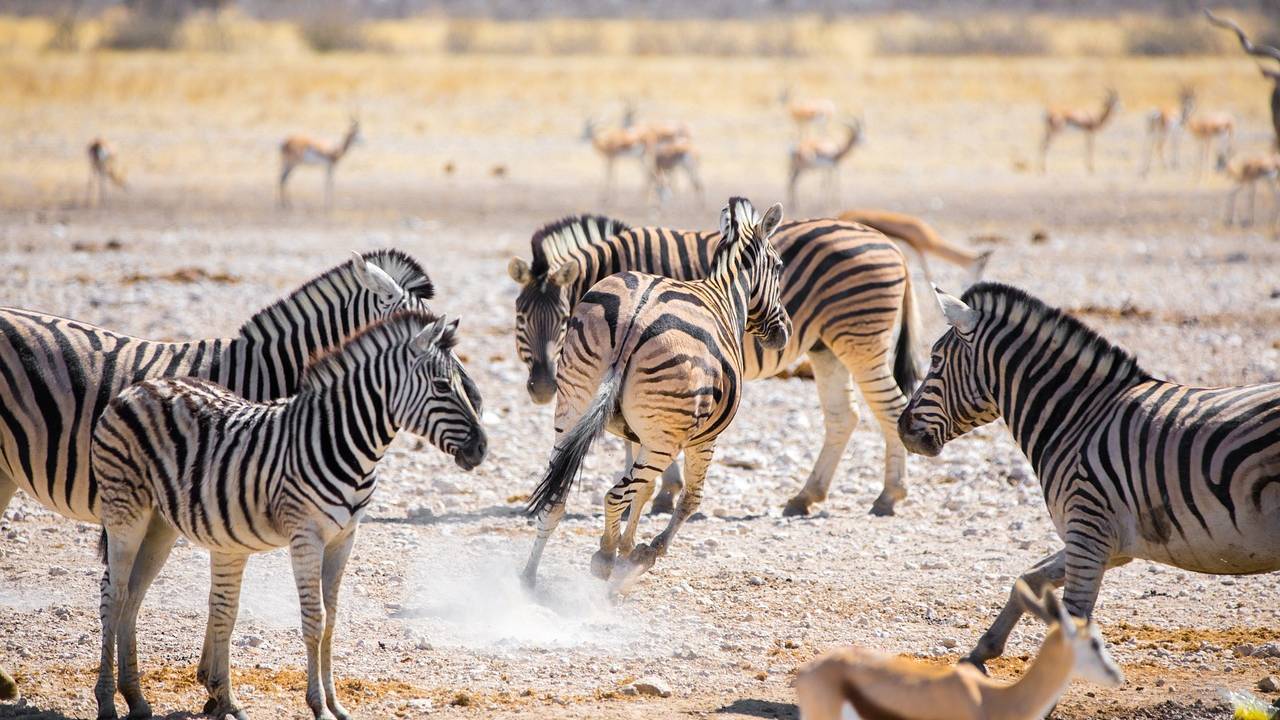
<box><xmin>898</xmin><ymin>282</ymin><xmax>1280</xmax><ymax>670</ymax></box>
<box><xmin>0</xmin><ymin>249</ymin><xmax>473</xmax><ymax>701</ymax></box>
<box><xmin>522</xmin><ymin>197</ymin><xmax>791</xmax><ymax>590</ymax></box>
<box><xmin>508</xmin><ymin>212</ymin><xmax>917</xmax><ymax>517</ymax></box>
<box><xmin>92</xmin><ymin>310</ymin><xmax>486</xmax><ymax>720</ymax></box>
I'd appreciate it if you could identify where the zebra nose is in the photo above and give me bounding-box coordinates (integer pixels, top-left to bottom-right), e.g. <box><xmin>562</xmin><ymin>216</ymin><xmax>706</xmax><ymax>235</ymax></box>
<box><xmin>455</xmin><ymin>429</ymin><xmax>488</xmax><ymax>471</ymax></box>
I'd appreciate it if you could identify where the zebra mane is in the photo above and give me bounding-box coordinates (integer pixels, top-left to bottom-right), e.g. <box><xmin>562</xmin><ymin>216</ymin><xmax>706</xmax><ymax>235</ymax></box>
<box><xmin>529</xmin><ymin>214</ymin><xmax>631</xmax><ymax>276</ymax></box>
<box><xmin>236</xmin><ymin>249</ymin><xmax>434</xmax><ymax>341</ymax></box>
<box><xmin>962</xmin><ymin>282</ymin><xmax>1150</xmax><ymax>381</ymax></box>
<box><xmin>711</xmin><ymin>197</ymin><xmax>762</xmax><ymax>270</ymax></box>
<box><xmin>298</xmin><ymin>309</ymin><xmax>450</xmax><ymax>391</ymax></box>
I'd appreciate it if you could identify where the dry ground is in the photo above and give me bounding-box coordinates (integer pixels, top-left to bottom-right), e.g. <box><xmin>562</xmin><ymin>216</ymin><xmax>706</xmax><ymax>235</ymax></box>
<box><xmin>0</xmin><ymin>51</ymin><xmax>1278</xmax><ymax>719</ymax></box>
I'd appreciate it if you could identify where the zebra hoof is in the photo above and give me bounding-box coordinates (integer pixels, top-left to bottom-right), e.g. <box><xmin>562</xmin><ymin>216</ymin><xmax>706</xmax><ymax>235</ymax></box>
<box><xmin>782</xmin><ymin>496</ymin><xmax>813</xmax><ymax>517</ymax></box>
<box><xmin>959</xmin><ymin>654</ymin><xmax>990</xmax><ymax>677</ymax></box>
<box><xmin>202</xmin><ymin>697</ymin><xmax>218</xmax><ymax>715</ymax></box>
<box><xmin>0</xmin><ymin>668</ymin><xmax>18</xmax><ymax>701</ymax></box>
<box><xmin>868</xmin><ymin>500</ymin><xmax>896</xmax><ymax>517</ymax></box>
<box><xmin>589</xmin><ymin>550</ymin><xmax>615</xmax><ymax>580</ymax></box>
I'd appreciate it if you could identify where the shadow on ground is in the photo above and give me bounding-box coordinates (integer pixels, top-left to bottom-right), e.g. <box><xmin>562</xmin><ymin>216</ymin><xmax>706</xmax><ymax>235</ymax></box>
<box><xmin>716</xmin><ymin>698</ymin><xmax>799</xmax><ymax>719</ymax></box>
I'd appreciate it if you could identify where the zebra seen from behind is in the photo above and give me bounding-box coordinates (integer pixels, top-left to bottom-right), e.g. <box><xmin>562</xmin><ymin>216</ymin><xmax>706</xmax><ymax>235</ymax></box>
<box><xmin>0</xmin><ymin>249</ymin><xmax>473</xmax><ymax>703</ymax></box>
<box><xmin>522</xmin><ymin>197</ymin><xmax>791</xmax><ymax>591</ymax></box>
<box><xmin>508</xmin><ymin>212</ymin><xmax>918</xmax><ymax>518</ymax></box>
<box><xmin>92</xmin><ymin>310</ymin><xmax>486</xmax><ymax>720</ymax></box>
<box><xmin>898</xmin><ymin>282</ymin><xmax>1280</xmax><ymax>671</ymax></box>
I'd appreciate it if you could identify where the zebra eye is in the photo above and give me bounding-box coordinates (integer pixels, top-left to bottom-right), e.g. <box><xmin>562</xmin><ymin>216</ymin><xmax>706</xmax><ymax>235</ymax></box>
<box><xmin>432</xmin><ymin>379</ymin><xmax>451</xmax><ymax>394</ymax></box>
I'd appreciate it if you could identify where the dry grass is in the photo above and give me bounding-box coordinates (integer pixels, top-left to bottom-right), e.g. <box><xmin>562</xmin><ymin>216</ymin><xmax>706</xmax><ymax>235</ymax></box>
<box><xmin>0</xmin><ymin>11</ymin><xmax>1272</xmax><ymax>58</ymax></box>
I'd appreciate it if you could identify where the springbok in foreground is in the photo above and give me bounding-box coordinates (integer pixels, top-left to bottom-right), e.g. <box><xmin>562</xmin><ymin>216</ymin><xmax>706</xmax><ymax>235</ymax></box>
<box><xmin>1040</xmin><ymin>89</ymin><xmax>1119</xmax><ymax>174</ymax></box>
<box><xmin>796</xmin><ymin>581</ymin><xmax>1123</xmax><ymax>720</ymax></box>
<box><xmin>838</xmin><ymin>208</ymin><xmax>992</xmax><ymax>287</ymax></box>
<box><xmin>1220</xmin><ymin>151</ymin><xmax>1280</xmax><ymax>229</ymax></box>
<box><xmin>1187</xmin><ymin>111</ymin><xmax>1237</xmax><ymax>180</ymax></box>
<box><xmin>279</xmin><ymin>118</ymin><xmax>361</xmax><ymax>210</ymax></box>
<box><xmin>522</xmin><ymin>198</ymin><xmax>790</xmax><ymax>592</ymax></box>
<box><xmin>787</xmin><ymin>119</ymin><xmax>863</xmax><ymax>213</ymax></box>
<box><xmin>86</xmin><ymin>138</ymin><xmax>127</xmax><ymax>208</ymax></box>
<box><xmin>1140</xmin><ymin>87</ymin><xmax>1195</xmax><ymax>177</ymax></box>
<box><xmin>780</xmin><ymin>87</ymin><xmax>836</xmax><ymax>138</ymax></box>
<box><xmin>1206</xmin><ymin>10</ymin><xmax>1280</xmax><ymax>151</ymax></box>
<box><xmin>899</xmin><ymin>283</ymin><xmax>1280</xmax><ymax>671</ymax></box>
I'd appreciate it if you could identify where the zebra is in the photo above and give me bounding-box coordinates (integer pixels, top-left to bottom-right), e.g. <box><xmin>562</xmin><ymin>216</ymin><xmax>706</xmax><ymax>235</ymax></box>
<box><xmin>897</xmin><ymin>282</ymin><xmax>1280</xmax><ymax>671</ymax></box>
<box><xmin>507</xmin><ymin>213</ymin><xmax>918</xmax><ymax>518</ymax></box>
<box><xmin>522</xmin><ymin>197</ymin><xmax>791</xmax><ymax>590</ymax></box>
<box><xmin>0</xmin><ymin>249</ymin><xmax>476</xmax><ymax>702</ymax></box>
<box><xmin>92</xmin><ymin>310</ymin><xmax>486</xmax><ymax>720</ymax></box>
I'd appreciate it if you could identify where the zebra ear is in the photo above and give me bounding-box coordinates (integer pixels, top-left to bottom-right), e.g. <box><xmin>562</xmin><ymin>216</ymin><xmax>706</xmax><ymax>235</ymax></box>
<box><xmin>508</xmin><ymin>257</ymin><xmax>532</xmax><ymax>285</ymax></box>
<box><xmin>934</xmin><ymin>286</ymin><xmax>978</xmax><ymax>334</ymax></box>
<box><xmin>350</xmin><ymin>252</ymin><xmax>404</xmax><ymax>302</ymax></box>
<box><xmin>549</xmin><ymin>261</ymin><xmax>579</xmax><ymax>287</ymax></box>
<box><xmin>757</xmin><ymin>202</ymin><xmax>783</xmax><ymax>240</ymax></box>
<box><xmin>410</xmin><ymin>317</ymin><xmax>448</xmax><ymax>356</ymax></box>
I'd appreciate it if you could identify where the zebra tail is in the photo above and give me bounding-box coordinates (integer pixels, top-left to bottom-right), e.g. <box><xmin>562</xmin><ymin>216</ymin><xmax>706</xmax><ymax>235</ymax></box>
<box><xmin>98</xmin><ymin>528</ymin><xmax>108</xmax><ymax>565</ymax></box>
<box><xmin>892</xmin><ymin>271</ymin><xmax>921</xmax><ymax>396</ymax></box>
<box><xmin>525</xmin><ymin>372</ymin><xmax>621</xmax><ymax>517</ymax></box>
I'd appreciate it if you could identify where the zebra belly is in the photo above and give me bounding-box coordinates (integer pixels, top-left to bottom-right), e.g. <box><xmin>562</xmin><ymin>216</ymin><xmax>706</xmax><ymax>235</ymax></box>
<box><xmin>1117</xmin><ymin>500</ymin><xmax>1280</xmax><ymax>575</ymax></box>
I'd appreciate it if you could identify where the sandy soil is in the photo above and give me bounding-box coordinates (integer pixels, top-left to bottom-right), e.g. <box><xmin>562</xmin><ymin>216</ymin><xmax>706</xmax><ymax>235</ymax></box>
<box><xmin>0</xmin><ymin>53</ymin><xmax>1278</xmax><ymax>720</ymax></box>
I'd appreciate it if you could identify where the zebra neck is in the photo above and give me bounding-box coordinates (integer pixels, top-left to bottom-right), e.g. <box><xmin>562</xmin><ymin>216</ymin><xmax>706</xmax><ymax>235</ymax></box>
<box><xmin>991</xmin><ymin>338</ymin><xmax>1144</xmax><ymax>476</ymax></box>
<box><xmin>285</xmin><ymin>365</ymin><xmax>398</xmax><ymax>482</ymax></box>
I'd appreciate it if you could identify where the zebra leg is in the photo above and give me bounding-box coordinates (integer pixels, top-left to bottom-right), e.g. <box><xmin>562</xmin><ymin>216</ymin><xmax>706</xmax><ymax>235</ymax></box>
<box><xmin>784</xmin><ymin>348</ymin><xmax>858</xmax><ymax>517</ymax></box>
<box><xmin>0</xmin><ymin>477</ymin><xmax>17</xmax><ymax>701</ymax></box>
<box><xmin>290</xmin><ymin>529</ymin><xmax>337</xmax><ymax>720</ymax></box>
<box><xmin>96</xmin><ymin>517</ymin><xmax>149</xmax><ymax>720</ymax></box>
<box><xmin>521</xmin><ymin>499</ymin><xmax>566</xmax><ymax>589</ymax></box>
<box><xmin>203</xmin><ymin>552</ymin><xmax>249</xmax><ymax>720</ymax></box>
<box><xmin>621</xmin><ymin>454</ymin><xmax>673</xmax><ymax>554</ymax></box>
<box><xmin>649</xmin><ymin>442</ymin><xmax>683</xmax><ymax>515</ymax></box>
<box><xmin>964</xmin><ymin>549</ymin><xmax>1066</xmax><ymax>672</ymax></box>
<box><xmin>320</xmin><ymin>530</ymin><xmax>357</xmax><ymax>720</ymax></box>
<box><xmin>618</xmin><ymin>441</ymin><xmax>715</xmax><ymax>589</ymax></box>
<box><xmin>852</xmin><ymin>365</ymin><xmax>910</xmax><ymax>517</ymax></box>
<box><xmin>591</xmin><ymin>447</ymin><xmax>671</xmax><ymax>581</ymax></box>
<box><xmin>116</xmin><ymin>515</ymin><xmax>178</xmax><ymax>719</ymax></box>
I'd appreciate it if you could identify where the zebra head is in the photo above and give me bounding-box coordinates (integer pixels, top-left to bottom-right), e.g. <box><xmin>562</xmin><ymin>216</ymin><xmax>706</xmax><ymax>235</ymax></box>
<box><xmin>508</xmin><ymin>255</ymin><xmax>580</xmax><ymax>405</ymax></box>
<box><xmin>897</xmin><ymin>287</ymin><xmax>999</xmax><ymax>457</ymax></box>
<box><xmin>398</xmin><ymin>315</ymin><xmax>488</xmax><ymax>471</ymax></box>
<box><xmin>720</xmin><ymin>198</ymin><xmax>791</xmax><ymax>350</ymax></box>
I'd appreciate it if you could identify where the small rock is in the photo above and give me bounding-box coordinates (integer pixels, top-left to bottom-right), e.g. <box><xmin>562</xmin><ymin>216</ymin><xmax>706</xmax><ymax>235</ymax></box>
<box><xmin>1259</xmin><ymin>642</ymin><xmax>1280</xmax><ymax>658</ymax></box>
<box><xmin>941</xmin><ymin>638</ymin><xmax>959</xmax><ymax>649</ymax></box>
<box><xmin>1258</xmin><ymin>675</ymin><xmax>1279</xmax><ymax>693</ymax></box>
<box><xmin>406</xmin><ymin>699</ymin><xmax>433</xmax><ymax>711</ymax></box>
<box><xmin>1233</xmin><ymin>643</ymin><xmax>1255</xmax><ymax>658</ymax></box>
<box><xmin>631</xmin><ymin>677</ymin><xmax>672</xmax><ymax>698</ymax></box>
<box><xmin>48</xmin><ymin>566</ymin><xmax>68</xmax><ymax>577</ymax></box>
<box><xmin>747</xmin><ymin>576</ymin><xmax>765</xmax><ymax>587</ymax></box>
<box><xmin>1154</xmin><ymin>678</ymin><xmax>1165</xmax><ymax>688</ymax></box>
<box><xmin>619</xmin><ymin>684</ymin><xmax>638</xmax><ymax>697</ymax></box>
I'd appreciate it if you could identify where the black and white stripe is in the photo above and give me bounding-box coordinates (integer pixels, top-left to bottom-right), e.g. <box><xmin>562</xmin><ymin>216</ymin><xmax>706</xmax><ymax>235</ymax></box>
<box><xmin>508</xmin><ymin>211</ymin><xmax>918</xmax><ymax>517</ymax></box>
<box><xmin>520</xmin><ymin>197</ymin><xmax>791</xmax><ymax>590</ymax></box>
<box><xmin>91</xmin><ymin>310</ymin><xmax>486</xmax><ymax>720</ymax></box>
<box><xmin>898</xmin><ymin>282</ymin><xmax>1280</xmax><ymax>669</ymax></box>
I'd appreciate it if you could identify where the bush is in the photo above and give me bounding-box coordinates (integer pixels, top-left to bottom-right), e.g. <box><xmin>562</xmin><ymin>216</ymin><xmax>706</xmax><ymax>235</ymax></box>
<box><xmin>876</xmin><ymin>21</ymin><xmax>1049</xmax><ymax>56</ymax></box>
<box><xmin>101</xmin><ymin>12</ymin><xmax>180</xmax><ymax>50</ymax></box>
<box><xmin>44</xmin><ymin>14</ymin><xmax>82</xmax><ymax>52</ymax></box>
<box><xmin>298</xmin><ymin>16</ymin><xmax>385</xmax><ymax>53</ymax></box>
<box><xmin>1125</xmin><ymin>23</ymin><xmax>1218</xmax><ymax>56</ymax></box>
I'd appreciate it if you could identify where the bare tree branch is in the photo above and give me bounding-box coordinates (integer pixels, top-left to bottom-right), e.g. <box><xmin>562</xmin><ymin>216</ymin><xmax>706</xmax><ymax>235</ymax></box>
<box><xmin>1204</xmin><ymin>8</ymin><xmax>1280</xmax><ymax>64</ymax></box>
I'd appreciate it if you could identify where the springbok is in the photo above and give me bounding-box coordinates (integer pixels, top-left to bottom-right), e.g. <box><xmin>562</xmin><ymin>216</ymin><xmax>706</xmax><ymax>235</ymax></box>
<box><xmin>86</xmin><ymin>138</ymin><xmax>127</xmax><ymax>208</ymax></box>
<box><xmin>1188</xmin><ymin>111</ymin><xmax>1237</xmax><ymax>181</ymax></box>
<box><xmin>1219</xmin><ymin>151</ymin><xmax>1280</xmax><ymax>230</ymax></box>
<box><xmin>1040</xmin><ymin>89</ymin><xmax>1120</xmax><ymax>174</ymax></box>
<box><xmin>1140</xmin><ymin>87</ymin><xmax>1195</xmax><ymax>177</ymax></box>
<box><xmin>582</xmin><ymin>118</ymin><xmax>646</xmax><ymax>204</ymax></box>
<box><xmin>278</xmin><ymin>118</ymin><xmax>361</xmax><ymax>210</ymax></box>
<box><xmin>795</xmin><ymin>581</ymin><xmax>1123</xmax><ymax>720</ymax></box>
<box><xmin>838</xmin><ymin>208</ymin><xmax>992</xmax><ymax>287</ymax></box>
<box><xmin>1206</xmin><ymin>10</ymin><xmax>1280</xmax><ymax>151</ymax></box>
<box><xmin>787</xmin><ymin>119</ymin><xmax>863</xmax><ymax>213</ymax></box>
<box><xmin>647</xmin><ymin>136</ymin><xmax>704</xmax><ymax>209</ymax></box>
<box><xmin>780</xmin><ymin>87</ymin><xmax>836</xmax><ymax>138</ymax></box>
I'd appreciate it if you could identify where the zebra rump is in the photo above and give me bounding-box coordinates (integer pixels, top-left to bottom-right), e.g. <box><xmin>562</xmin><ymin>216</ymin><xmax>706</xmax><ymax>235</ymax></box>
<box><xmin>526</xmin><ymin>371</ymin><xmax>621</xmax><ymax>516</ymax></box>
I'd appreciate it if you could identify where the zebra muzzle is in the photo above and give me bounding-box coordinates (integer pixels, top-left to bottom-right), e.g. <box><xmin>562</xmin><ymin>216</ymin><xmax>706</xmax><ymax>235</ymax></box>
<box><xmin>897</xmin><ymin>412</ymin><xmax>941</xmax><ymax>457</ymax></box>
<box><xmin>455</xmin><ymin>430</ymin><xmax>488</xmax><ymax>471</ymax></box>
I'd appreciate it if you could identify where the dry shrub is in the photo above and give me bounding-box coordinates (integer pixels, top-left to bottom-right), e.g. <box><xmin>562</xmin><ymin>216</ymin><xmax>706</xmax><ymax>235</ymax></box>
<box><xmin>630</xmin><ymin>23</ymin><xmax>803</xmax><ymax>57</ymax></box>
<box><xmin>298</xmin><ymin>14</ymin><xmax>386</xmax><ymax>54</ymax></box>
<box><xmin>101</xmin><ymin>12</ymin><xmax>180</xmax><ymax>50</ymax></box>
<box><xmin>43</xmin><ymin>15</ymin><xmax>83</xmax><ymax>52</ymax></box>
<box><xmin>876</xmin><ymin>19</ymin><xmax>1048</xmax><ymax>56</ymax></box>
<box><xmin>1125</xmin><ymin>20</ymin><xmax>1219</xmax><ymax>56</ymax></box>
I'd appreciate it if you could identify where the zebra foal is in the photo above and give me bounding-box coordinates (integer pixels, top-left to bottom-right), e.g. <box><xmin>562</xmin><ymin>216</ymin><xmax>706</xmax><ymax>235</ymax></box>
<box><xmin>523</xmin><ymin>197</ymin><xmax>791</xmax><ymax>590</ymax></box>
<box><xmin>91</xmin><ymin>310</ymin><xmax>486</xmax><ymax>720</ymax></box>
<box><xmin>898</xmin><ymin>282</ymin><xmax>1280</xmax><ymax>671</ymax></box>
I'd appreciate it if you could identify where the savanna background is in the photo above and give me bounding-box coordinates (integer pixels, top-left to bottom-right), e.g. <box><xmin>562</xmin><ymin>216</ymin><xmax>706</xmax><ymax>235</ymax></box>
<box><xmin>0</xmin><ymin>1</ymin><xmax>1279</xmax><ymax>719</ymax></box>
